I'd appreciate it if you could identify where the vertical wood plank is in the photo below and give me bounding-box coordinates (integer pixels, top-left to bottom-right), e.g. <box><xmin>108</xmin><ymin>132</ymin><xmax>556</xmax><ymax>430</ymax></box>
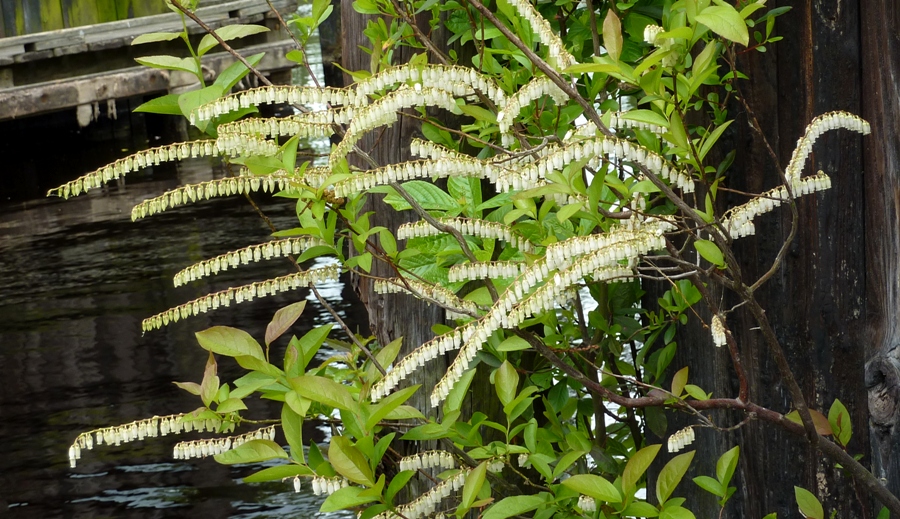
<box><xmin>39</xmin><ymin>0</ymin><xmax>64</xmax><ymax>31</ymax></box>
<box><xmin>62</xmin><ymin>0</ymin><xmax>99</xmax><ymax>28</ymax></box>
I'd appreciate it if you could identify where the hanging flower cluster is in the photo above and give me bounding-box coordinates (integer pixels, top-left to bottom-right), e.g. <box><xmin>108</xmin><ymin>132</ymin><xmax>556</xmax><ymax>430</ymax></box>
<box><xmin>217</xmin><ymin>116</ymin><xmax>335</xmax><ymax>140</ymax></box>
<box><xmin>370</xmin><ymin>469</ymin><xmax>470</xmax><ymax>519</ymax></box>
<box><xmin>172</xmin><ymin>425</ymin><xmax>276</xmax><ymax>460</ymax></box>
<box><xmin>216</xmin><ymin>132</ymin><xmax>280</xmax><ymax>158</ymax></box>
<box><xmin>68</xmin><ymin>413</ymin><xmax>192</xmax><ymax>468</ymax></box>
<box><xmin>48</xmin><ymin>140</ymin><xmax>217</xmax><ymax>199</ymax></box>
<box><xmin>332</xmin><ymin>158</ymin><xmax>503</xmax><ymax>198</ymax></box>
<box><xmin>409</xmin><ymin>138</ymin><xmax>468</xmax><ymax>162</ymax></box>
<box><xmin>173</xmin><ymin>237</ymin><xmax>326</xmax><ymax>287</ymax></box>
<box><xmin>448</xmin><ymin>261</ymin><xmax>526</xmax><ymax>283</ymax></box>
<box><xmin>607</xmin><ymin>111</ymin><xmax>667</xmax><ymax>135</ymax></box>
<box><xmin>310</xmin><ymin>476</ymin><xmax>351</xmax><ymax>496</ymax></box>
<box><xmin>130</xmin><ymin>171</ymin><xmax>303</xmax><ymax>221</ymax></box>
<box><xmin>330</xmin><ymin>87</ymin><xmax>460</xmax><ymax>166</ymax></box>
<box><xmin>578</xmin><ymin>494</ymin><xmax>598</xmax><ymax>513</ymax></box>
<box><xmin>711</xmin><ymin>314</ymin><xmax>727</xmax><ymax>348</ymax></box>
<box><xmin>784</xmin><ymin>111</ymin><xmax>871</xmax><ymax>183</ymax></box>
<box><xmin>667</xmin><ymin>426</ymin><xmax>696</xmax><ymax>453</ymax></box>
<box><xmin>486</xmin><ymin>457</ymin><xmax>506</xmax><ymax>473</ymax></box>
<box><xmin>497</xmin><ymin>135</ymin><xmax>693</xmax><ymax>194</ymax></box>
<box><xmin>398</xmin><ymin>450</ymin><xmax>456</xmax><ymax>472</ymax></box>
<box><xmin>374</xmin><ymin>278</ymin><xmax>480</xmax><ymax>317</ymax></box>
<box><xmin>354</xmin><ymin>64</ymin><xmax>505</xmax><ymax>107</ymax></box>
<box><xmin>722</xmin><ymin>171</ymin><xmax>831</xmax><ymax>238</ymax></box>
<box><xmin>642</xmin><ymin>24</ymin><xmax>681</xmax><ymax>67</ymax></box>
<box><xmin>370</xmin><ymin>322</ymin><xmax>476</xmax><ymax>402</ymax></box>
<box><xmin>545</xmin><ymin>220</ymin><xmax>674</xmax><ymax>271</ymax></box>
<box><xmin>141</xmin><ymin>265</ymin><xmax>341</xmax><ymax>332</ymax></box>
<box><xmin>497</xmin><ymin>77</ymin><xmax>569</xmax><ymax>145</ymax></box>
<box><xmin>397</xmin><ymin>218</ymin><xmax>533</xmax><ymax>253</ymax></box>
<box><xmin>190</xmin><ymin>85</ymin><xmax>354</xmax><ymax>125</ymax></box>
<box><xmin>504</xmin><ymin>0</ymin><xmax>576</xmax><ymax>70</ymax></box>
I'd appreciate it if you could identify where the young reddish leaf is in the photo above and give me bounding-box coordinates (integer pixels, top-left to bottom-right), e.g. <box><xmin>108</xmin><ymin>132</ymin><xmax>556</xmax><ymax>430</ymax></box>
<box><xmin>785</xmin><ymin>409</ymin><xmax>833</xmax><ymax>436</ymax></box>
<box><xmin>266</xmin><ymin>300</ymin><xmax>307</xmax><ymax>347</ymax></box>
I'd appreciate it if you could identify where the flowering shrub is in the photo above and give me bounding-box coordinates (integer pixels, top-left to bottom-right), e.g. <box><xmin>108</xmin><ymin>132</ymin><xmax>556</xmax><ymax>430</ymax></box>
<box><xmin>51</xmin><ymin>0</ymin><xmax>899</xmax><ymax>517</ymax></box>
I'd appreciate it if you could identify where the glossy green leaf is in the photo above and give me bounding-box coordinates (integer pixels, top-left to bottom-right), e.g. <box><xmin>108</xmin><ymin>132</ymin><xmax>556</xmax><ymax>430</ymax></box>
<box><xmin>131</xmin><ymin>31</ymin><xmax>182</xmax><ymax>45</ymax></box>
<box><xmin>329</xmin><ymin>436</ymin><xmax>375</xmax><ymax>487</ymax></box>
<box><xmin>495</xmin><ymin>360</ymin><xmax>518</xmax><ymax>407</ymax></box>
<box><xmin>496</xmin><ymin>336</ymin><xmax>531</xmax><ymax>352</ymax></box>
<box><xmin>715</xmin><ymin>446</ymin><xmax>740</xmax><ymax>486</ymax></box>
<box><xmin>321</xmin><ymin>485</ymin><xmax>379</xmax><ymax>512</ymax></box>
<box><xmin>696</xmin><ymin>4</ymin><xmax>750</xmax><ymax>46</ymax></box>
<box><xmin>214</xmin><ymin>439</ymin><xmax>288</xmax><ymax>464</ymax></box>
<box><xmin>134</xmin><ymin>94</ymin><xmax>183</xmax><ymax>115</ymax></box>
<box><xmin>622</xmin><ymin>501</ymin><xmax>660</xmax><ymax>517</ymax></box>
<box><xmin>795</xmin><ymin>486</ymin><xmax>824</xmax><ymax>519</ymax></box>
<box><xmin>561</xmin><ymin>474</ymin><xmax>622</xmax><ymax>503</ymax></box>
<box><xmin>482</xmin><ymin>495</ymin><xmax>545</xmax><ymax>519</ymax></box>
<box><xmin>282</xmin><ymin>404</ymin><xmax>305</xmax><ymax>463</ymax></box>
<box><xmin>291</xmin><ymin>375</ymin><xmax>358</xmax><ymax>412</ymax></box>
<box><xmin>216</xmin><ymin>397</ymin><xmax>247</xmax><ymax>413</ymax></box>
<box><xmin>367</xmin><ymin>385</ymin><xmax>420</xmax><ymax>429</ymax></box>
<box><xmin>198</xmin><ymin>24</ymin><xmax>270</xmax><ymax>56</ymax></box>
<box><xmin>692</xmin><ymin>475</ymin><xmax>724</xmax><ymax>497</ymax></box>
<box><xmin>444</xmin><ymin>368</ymin><xmax>477</xmax><ymax>413</ymax></box>
<box><xmin>623</xmin><ymin>444</ymin><xmax>661</xmax><ymax>497</ymax></box>
<box><xmin>671</xmin><ymin>366</ymin><xmax>688</xmax><ymax>397</ymax></box>
<box><xmin>660</xmin><ymin>505</ymin><xmax>697</xmax><ymax>519</ymax></box>
<box><xmin>243</xmin><ymin>463</ymin><xmax>313</xmax><ymax>483</ymax></box>
<box><xmin>461</xmin><ymin>462</ymin><xmax>488</xmax><ymax>511</ymax></box>
<box><xmin>828</xmin><ymin>398</ymin><xmax>852</xmax><ymax>447</ymax></box>
<box><xmin>694</xmin><ymin>239</ymin><xmax>725</xmax><ymax>267</ymax></box>
<box><xmin>213</xmin><ymin>53</ymin><xmax>265</xmax><ymax>91</ymax></box>
<box><xmin>657</xmin><ymin>451</ymin><xmax>695</xmax><ymax>504</ymax></box>
<box><xmin>135</xmin><ymin>55</ymin><xmax>200</xmax><ymax>76</ymax></box>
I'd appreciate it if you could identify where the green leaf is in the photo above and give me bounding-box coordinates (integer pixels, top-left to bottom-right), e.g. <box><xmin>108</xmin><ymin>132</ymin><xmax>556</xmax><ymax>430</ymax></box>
<box><xmin>135</xmin><ymin>55</ymin><xmax>200</xmax><ymax>76</ymax></box>
<box><xmin>297</xmin><ymin>324</ymin><xmax>334</xmax><ymax>372</ymax></box>
<box><xmin>381</xmin><ymin>181</ymin><xmax>457</xmax><ymax>211</ymax></box>
<box><xmin>282</xmin><ymin>404</ymin><xmax>305</xmax><ymax>463</ymax></box>
<box><xmin>321</xmin><ymin>485</ymin><xmax>379</xmax><ymax>512</ymax></box>
<box><xmin>657</xmin><ymin>451</ymin><xmax>696</xmax><ymax>504</ymax></box>
<box><xmin>561</xmin><ymin>474</ymin><xmax>622</xmax><ymax>503</ymax></box>
<box><xmin>483</xmin><ymin>495</ymin><xmax>545</xmax><ymax>519</ymax></box>
<box><xmin>329</xmin><ymin>436</ymin><xmax>375</xmax><ymax>487</ymax></box>
<box><xmin>243</xmin><ymin>463</ymin><xmax>313</xmax><ymax>483</ymax></box>
<box><xmin>660</xmin><ymin>505</ymin><xmax>697</xmax><ymax>519</ymax></box>
<box><xmin>495</xmin><ymin>360</ymin><xmax>518</xmax><ymax>407</ymax></box>
<box><xmin>603</xmin><ymin>9</ymin><xmax>623</xmax><ymax>62</ymax></box>
<box><xmin>213</xmin><ymin>53</ymin><xmax>265</xmax><ymax>91</ymax></box>
<box><xmin>698</xmin><ymin>121</ymin><xmax>733</xmax><ymax>161</ymax></box>
<box><xmin>795</xmin><ymin>486</ymin><xmax>824</xmax><ymax>519</ymax></box>
<box><xmin>621</xmin><ymin>109</ymin><xmax>669</xmax><ymax>129</ymax></box>
<box><xmin>715</xmin><ymin>446</ymin><xmax>740</xmax><ymax>486</ymax></box>
<box><xmin>173</xmin><ymin>381</ymin><xmax>201</xmax><ymax>395</ymax></box>
<box><xmin>623</xmin><ymin>444</ymin><xmax>661</xmax><ymax>497</ymax></box>
<box><xmin>458</xmin><ymin>103</ymin><xmax>497</xmax><ymax>123</ymax></box>
<box><xmin>386</xmin><ymin>470</ymin><xmax>415</xmax><ymax>503</ymax></box>
<box><xmin>266</xmin><ymin>301</ymin><xmax>307</xmax><ymax>347</ymax></box>
<box><xmin>444</xmin><ymin>367</ymin><xmax>477</xmax><ymax>413</ymax></box>
<box><xmin>696</xmin><ymin>5</ymin><xmax>750</xmax><ymax>46</ymax></box>
<box><xmin>683</xmin><ymin>384</ymin><xmax>709</xmax><ymax>401</ymax></box>
<box><xmin>134</xmin><ymin>94</ymin><xmax>183</xmax><ymax>115</ymax></box>
<box><xmin>214</xmin><ymin>439</ymin><xmax>288</xmax><ymax>464</ymax></box>
<box><xmin>556</xmin><ymin>202</ymin><xmax>583</xmax><ymax>222</ymax></box>
<box><xmin>178</xmin><ymin>85</ymin><xmax>225</xmax><ymax>130</ymax></box>
<box><xmin>131</xmin><ymin>31</ymin><xmax>183</xmax><ymax>45</ymax></box>
<box><xmin>692</xmin><ymin>475</ymin><xmax>725</xmax><ymax>497</ymax></box>
<box><xmin>200</xmin><ymin>353</ymin><xmax>219</xmax><ymax>407</ymax></box>
<box><xmin>497</xmin><ymin>335</ymin><xmax>531</xmax><ymax>352</ymax></box>
<box><xmin>671</xmin><ymin>366</ymin><xmax>689</xmax><ymax>397</ymax></box>
<box><xmin>762</xmin><ymin>514</ymin><xmax>778</xmax><ymax>519</ymax></box>
<box><xmin>375</xmin><ymin>337</ymin><xmax>403</xmax><ymax>372</ymax></box>
<box><xmin>291</xmin><ymin>376</ymin><xmax>358</xmax><ymax>412</ymax></box>
<box><xmin>828</xmin><ymin>398</ymin><xmax>852</xmax><ymax>447</ymax></box>
<box><xmin>216</xmin><ymin>397</ymin><xmax>248</xmax><ymax>413</ymax></box>
<box><xmin>621</xmin><ymin>501</ymin><xmax>660</xmax><ymax>517</ymax></box>
<box><xmin>461</xmin><ymin>463</ymin><xmax>488</xmax><ymax>511</ymax></box>
<box><xmin>694</xmin><ymin>239</ymin><xmax>725</xmax><ymax>267</ymax></box>
<box><xmin>198</xmin><ymin>24</ymin><xmax>270</xmax><ymax>56</ymax></box>
<box><xmin>367</xmin><ymin>385</ymin><xmax>420</xmax><ymax>429</ymax></box>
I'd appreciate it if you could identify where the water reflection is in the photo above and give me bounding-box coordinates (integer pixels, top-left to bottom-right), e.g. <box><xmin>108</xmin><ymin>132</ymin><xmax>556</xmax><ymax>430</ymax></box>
<box><xmin>0</xmin><ymin>154</ymin><xmax>361</xmax><ymax>517</ymax></box>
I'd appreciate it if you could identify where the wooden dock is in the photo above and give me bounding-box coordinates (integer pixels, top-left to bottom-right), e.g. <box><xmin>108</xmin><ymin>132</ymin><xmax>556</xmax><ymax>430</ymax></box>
<box><xmin>0</xmin><ymin>0</ymin><xmax>300</xmax><ymax>121</ymax></box>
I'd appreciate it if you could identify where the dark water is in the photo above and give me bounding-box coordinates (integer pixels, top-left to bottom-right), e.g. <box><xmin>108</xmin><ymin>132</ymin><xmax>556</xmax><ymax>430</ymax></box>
<box><xmin>0</xmin><ymin>138</ymin><xmax>362</xmax><ymax>517</ymax></box>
